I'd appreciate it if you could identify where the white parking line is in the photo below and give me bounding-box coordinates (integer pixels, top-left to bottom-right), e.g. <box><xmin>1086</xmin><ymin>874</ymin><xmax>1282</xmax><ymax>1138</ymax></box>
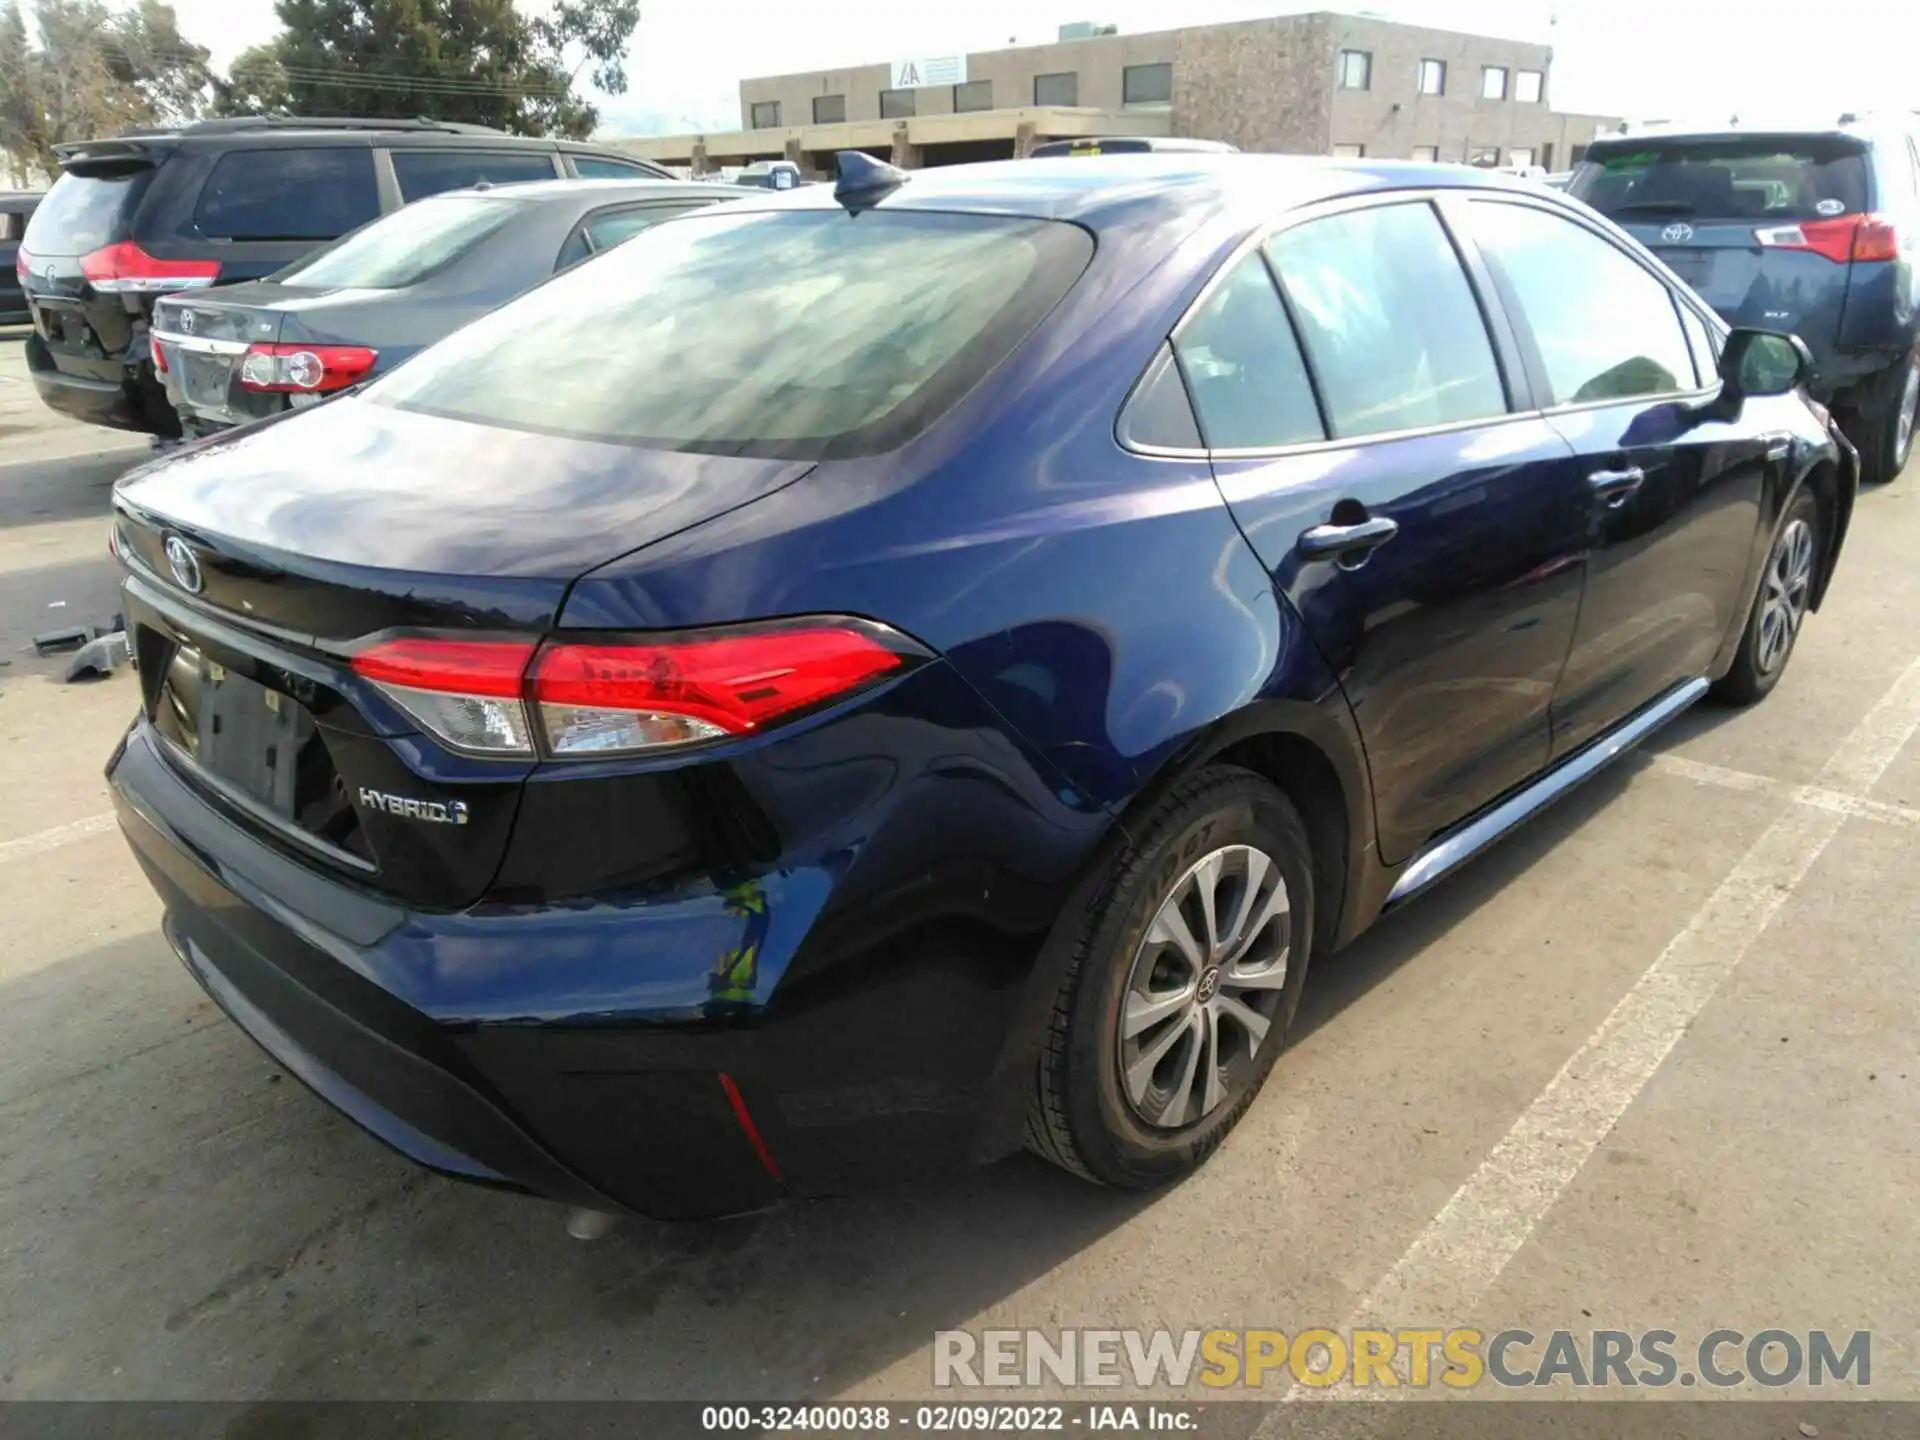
<box><xmin>1649</xmin><ymin>752</ymin><xmax>1920</xmax><ymax>829</ymax></box>
<box><xmin>0</xmin><ymin>812</ymin><xmax>116</xmax><ymax>865</ymax></box>
<box><xmin>1266</xmin><ymin>655</ymin><xmax>1920</xmax><ymax>1410</ymax></box>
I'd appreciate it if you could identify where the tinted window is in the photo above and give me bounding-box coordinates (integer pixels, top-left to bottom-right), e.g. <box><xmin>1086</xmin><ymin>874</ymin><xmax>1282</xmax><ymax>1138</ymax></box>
<box><xmin>572</xmin><ymin>156</ymin><xmax>660</xmax><ymax>179</ymax></box>
<box><xmin>194</xmin><ymin>148</ymin><xmax>378</xmax><ymax>241</ymax></box>
<box><xmin>376</xmin><ymin>210</ymin><xmax>1092</xmax><ymax>460</ymax></box>
<box><xmin>1124</xmin><ymin>64</ymin><xmax>1172</xmax><ymax>105</ymax></box>
<box><xmin>391</xmin><ymin>149</ymin><xmax>558</xmax><ymax>202</ymax></box>
<box><xmin>1120</xmin><ymin>343</ymin><xmax>1202</xmax><ymax>450</ymax></box>
<box><xmin>880</xmin><ymin>89</ymin><xmax>916</xmax><ymax>119</ymax></box>
<box><xmin>1467</xmin><ymin>200</ymin><xmax>1696</xmax><ymax>404</ymax></box>
<box><xmin>274</xmin><ymin>195</ymin><xmax>524</xmax><ymax>289</ymax></box>
<box><xmin>749</xmin><ymin>102</ymin><xmax>780</xmax><ymax>129</ymax></box>
<box><xmin>1267</xmin><ymin>202</ymin><xmax>1506</xmax><ymax>439</ymax></box>
<box><xmin>583</xmin><ymin>203</ymin><xmax>707</xmax><ymax>250</ymax></box>
<box><xmin>954</xmin><ymin>80</ymin><xmax>993</xmax><ymax>113</ymax></box>
<box><xmin>25</xmin><ymin>170</ymin><xmax>149</xmax><ymax>256</ymax></box>
<box><xmin>1172</xmin><ymin>254</ymin><xmax>1322</xmax><ymax>449</ymax></box>
<box><xmin>1571</xmin><ymin>137</ymin><xmax>1872</xmax><ymax>222</ymax></box>
<box><xmin>813</xmin><ymin>94</ymin><xmax>846</xmax><ymax>124</ymax></box>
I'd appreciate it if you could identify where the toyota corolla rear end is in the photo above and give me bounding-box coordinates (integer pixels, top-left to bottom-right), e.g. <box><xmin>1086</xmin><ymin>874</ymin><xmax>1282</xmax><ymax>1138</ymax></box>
<box><xmin>106</xmin><ymin>192</ymin><xmax>1105</xmax><ymax>1218</ymax></box>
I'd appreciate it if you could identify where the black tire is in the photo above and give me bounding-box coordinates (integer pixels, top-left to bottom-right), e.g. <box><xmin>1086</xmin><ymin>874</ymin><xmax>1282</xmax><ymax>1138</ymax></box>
<box><xmin>1849</xmin><ymin>355</ymin><xmax>1919</xmax><ymax>486</ymax></box>
<box><xmin>1714</xmin><ymin>486</ymin><xmax>1823</xmax><ymax>706</ymax></box>
<box><xmin>1025</xmin><ymin>766</ymin><xmax>1314</xmax><ymax>1189</ymax></box>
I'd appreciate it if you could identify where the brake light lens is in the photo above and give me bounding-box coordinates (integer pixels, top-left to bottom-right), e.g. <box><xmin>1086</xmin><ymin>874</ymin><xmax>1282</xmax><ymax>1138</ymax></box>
<box><xmin>79</xmin><ymin>241</ymin><xmax>220</xmax><ymax>294</ymax></box>
<box><xmin>238</xmin><ymin>342</ymin><xmax>378</xmax><ymax>393</ymax></box>
<box><xmin>1755</xmin><ymin>213</ymin><xmax>1901</xmax><ymax>264</ymax></box>
<box><xmin>14</xmin><ymin>245</ymin><xmax>29</xmax><ymax>280</ymax></box>
<box><xmin>349</xmin><ymin>621</ymin><xmax>919</xmax><ymax>758</ymax></box>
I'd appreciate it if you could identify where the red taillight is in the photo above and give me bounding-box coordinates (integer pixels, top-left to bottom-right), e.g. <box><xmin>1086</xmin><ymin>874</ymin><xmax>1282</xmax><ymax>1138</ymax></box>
<box><xmin>14</xmin><ymin>245</ymin><xmax>29</xmax><ymax>281</ymax></box>
<box><xmin>150</xmin><ymin>334</ymin><xmax>168</xmax><ymax>373</ymax></box>
<box><xmin>79</xmin><ymin>240</ymin><xmax>220</xmax><ymax>294</ymax></box>
<box><xmin>349</xmin><ymin>621</ymin><xmax>915</xmax><ymax>758</ymax></box>
<box><xmin>1756</xmin><ymin>212</ymin><xmax>1901</xmax><ymax>264</ymax></box>
<box><xmin>237</xmin><ymin>342</ymin><xmax>378</xmax><ymax>393</ymax></box>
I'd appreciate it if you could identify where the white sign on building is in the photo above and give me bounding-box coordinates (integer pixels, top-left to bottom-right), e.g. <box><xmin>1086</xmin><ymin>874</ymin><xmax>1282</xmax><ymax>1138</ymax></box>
<box><xmin>889</xmin><ymin>55</ymin><xmax>968</xmax><ymax>90</ymax></box>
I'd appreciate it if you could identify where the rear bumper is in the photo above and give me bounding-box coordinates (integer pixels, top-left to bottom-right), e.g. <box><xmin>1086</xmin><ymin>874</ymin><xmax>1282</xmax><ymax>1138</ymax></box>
<box><xmin>108</xmin><ymin>704</ymin><xmax>1066</xmax><ymax>1217</ymax></box>
<box><xmin>26</xmin><ymin>332</ymin><xmax>173</xmax><ymax>435</ymax></box>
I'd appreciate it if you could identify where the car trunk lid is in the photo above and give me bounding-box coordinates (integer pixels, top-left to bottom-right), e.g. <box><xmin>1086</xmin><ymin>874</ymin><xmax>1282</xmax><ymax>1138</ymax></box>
<box><xmin>112</xmin><ymin>399</ymin><xmax>815</xmax><ymax>908</ymax></box>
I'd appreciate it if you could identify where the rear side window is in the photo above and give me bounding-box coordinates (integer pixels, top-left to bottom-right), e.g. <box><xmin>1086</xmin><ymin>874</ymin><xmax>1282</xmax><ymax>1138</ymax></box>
<box><xmin>391</xmin><ymin>150</ymin><xmax>559</xmax><ymax>201</ymax></box>
<box><xmin>1171</xmin><ymin>253</ymin><xmax>1322</xmax><ymax>449</ymax></box>
<box><xmin>272</xmin><ymin>195</ymin><xmax>526</xmax><ymax>289</ymax></box>
<box><xmin>1266</xmin><ymin>201</ymin><xmax>1507</xmax><ymax>439</ymax></box>
<box><xmin>375</xmin><ymin>209</ymin><xmax>1093</xmax><ymax>460</ymax></box>
<box><xmin>1466</xmin><ymin>200</ymin><xmax>1697</xmax><ymax>405</ymax></box>
<box><xmin>24</xmin><ymin>168</ymin><xmax>152</xmax><ymax>256</ymax></box>
<box><xmin>556</xmin><ymin>203</ymin><xmax>710</xmax><ymax>271</ymax></box>
<box><xmin>1571</xmin><ymin>138</ymin><xmax>1872</xmax><ymax>223</ymax></box>
<box><xmin>571</xmin><ymin>155</ymin><xmax>663</xmax><ymax>179</ymax></box>
<box><xmin>195</xmin><ymin>149</ymin><xmax>379</xmax><ymax>241</ymax></box>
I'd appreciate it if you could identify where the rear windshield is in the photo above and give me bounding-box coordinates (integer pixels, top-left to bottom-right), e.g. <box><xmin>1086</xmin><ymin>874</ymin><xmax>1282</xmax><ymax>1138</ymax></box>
<box><xmin>1571</xmin><ymin>137</ymin><xmax>1872</xmax><ymax>223</ymax></box>
<box><xmin>22</xmin><ymin>167</ymin><xmax>151</xmax><ymax>257</ymax></box>
<box><xmin>273</xmin><ymin>195</ymin><xmax>526</xmax><ymax>289</ymax></box>
<box><xmin>372</xmin><ymin>208</ymin><xmax>1094</xmax><ymax>460</ymax></box>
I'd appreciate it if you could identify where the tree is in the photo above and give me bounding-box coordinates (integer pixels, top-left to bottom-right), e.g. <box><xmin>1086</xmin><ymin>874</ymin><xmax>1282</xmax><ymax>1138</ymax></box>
<box><xmin>0</xmin><ymin>0</ymin><xmax>212</xmax><ymax>178</ymax></box>
<box><xmin>215</xmin><ymin>0</ymin><xmax>642</xmax><ymax>138</ymax></box>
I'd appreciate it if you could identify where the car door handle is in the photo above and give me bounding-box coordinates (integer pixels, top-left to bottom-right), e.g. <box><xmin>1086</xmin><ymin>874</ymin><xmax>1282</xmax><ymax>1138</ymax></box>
<box><xmin>1587</xmin><ymin>466</ymin><xmax>1646</xmax><ymax>507</ymax></box>
<box><xmin>1298</xmin><ymin>515</ymin><xmax>1399</xmax><ymax>561</ymax></box>
<box><xmin>1765</xmin><ymin>435</ymin><xmax>1792</xmax><ymax>461</ymax></box>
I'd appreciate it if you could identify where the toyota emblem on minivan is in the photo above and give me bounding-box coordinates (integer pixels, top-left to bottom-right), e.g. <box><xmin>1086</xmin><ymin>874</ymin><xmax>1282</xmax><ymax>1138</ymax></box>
<box><xmin>164</xmin><ymin>536</ymin><xmax>204</xmax><ymax>593</ymax></box>
<box><xmin>1661</xmin><ymin>222</ymin><xmax>1694</xmax><ymax>243</ymax></box>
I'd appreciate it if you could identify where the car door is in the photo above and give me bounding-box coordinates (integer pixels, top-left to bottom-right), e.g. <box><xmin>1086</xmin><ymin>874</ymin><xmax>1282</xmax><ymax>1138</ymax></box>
<box><xmin>1458</xmin><ymin>196</ymin><xmax>1777</xmax><ymax>755</ymax></box>
<box><xmin>1197</xmin><ymin>196</ymin><xmax>1592</xmax><ymax>864</ymax></box>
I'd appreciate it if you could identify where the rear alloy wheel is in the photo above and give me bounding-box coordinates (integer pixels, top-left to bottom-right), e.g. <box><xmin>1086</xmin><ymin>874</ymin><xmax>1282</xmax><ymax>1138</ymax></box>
<box><xmin>1026</xmin><ymin>767</ymin><xmax>1314</xmax><ymax>1189</ymax></box>
<box><xmin>1714</xmin><ymin>487</ymin><xmax>1822</xmax><ymax>705</ymax></box>
<box><xmin>1855</xmin><ymin>356</ymin><xmax>1919</xmax><ymax>485</ymax></box>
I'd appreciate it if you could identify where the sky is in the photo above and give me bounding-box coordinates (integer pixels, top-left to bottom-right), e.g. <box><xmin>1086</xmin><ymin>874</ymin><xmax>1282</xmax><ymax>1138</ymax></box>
<box><xmin>144</xmin><ymin>0</ymin><xmax>1920</xmax><ymax>136</ymax></box>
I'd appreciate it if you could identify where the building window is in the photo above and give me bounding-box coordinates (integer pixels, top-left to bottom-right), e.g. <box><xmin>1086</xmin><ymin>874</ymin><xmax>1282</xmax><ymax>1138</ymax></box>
<box><xmin>1508</xmin><ymin>147</ymin><xmax>1535</xmax><ymax>168</ymax></box>
<box><xmin>1418</xmin><ymin>59</ymin><xmax>1445</xmax><ymax>95</ymax></box>
<box><xmin>1570</xmin><ymin>143</ymin><xmax>1589</xmax><ymax>165</ymax></box>
<box><xmin>1515</xmin><ymin>69</ymin><xmax>1543</xmax><ymax>103</ymax></box>
<box><xmin>1469</xmin><ymin>145</ymin><xmax>1501</xmax><ymax>167</ymax></box>
<box><xmin>1481</xmin><ymin>66</ymin><xmax>1508</xmax><ymax>100</ymax></box>
<box><xmin>1412</xmin><ymin>145</ymin><xmax>1440</xmax><ymax>162</ymax></box>
<box><xmin>1122</xmin><ymin>62</ymin><xmax>1172</xmax><ymax>105</ymax></box>
<box><xmin>1034</xmin><ymin>72</ymin><xmax>1078</xmax><ymax>107</ymax></box>
<box><xmin>953</xmin><ymin>79</ymin><xmax>993</xmax><ymax>113</ymax></box>
<box><xmin>1337</xmin><ymin>49</ymin><xmax>1371</xmax><ymax>90</ymax></box>
<box><xmin>812</xmin><ymin>94</ymin><xmax>846</xmax><ymax>124</ymax></box>
<box><xmin>880</xmin><ymin>88</ymin><xmax>916</xmax><ymax>119</ymax></box>
<box><xmin>1332</xmin><ymin>143</ymin><xmax>1365</xmax><ymax>159</ymax></box>
<box><xmin>749</xmin><ymin>101</ymin><xmax>780</xmax><ymax>129</ymax></box>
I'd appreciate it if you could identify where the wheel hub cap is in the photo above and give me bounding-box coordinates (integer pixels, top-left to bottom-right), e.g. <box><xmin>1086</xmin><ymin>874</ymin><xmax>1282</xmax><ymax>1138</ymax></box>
<box><xmin>1118</xmin><ymin>844</ymin><xmax>1292</xmax><ymax>1131</ymax></box>
<box><xmin>1756</xmin><ymin>516</ymin><xmax>1814</xmax><ymax>677</ymax></box>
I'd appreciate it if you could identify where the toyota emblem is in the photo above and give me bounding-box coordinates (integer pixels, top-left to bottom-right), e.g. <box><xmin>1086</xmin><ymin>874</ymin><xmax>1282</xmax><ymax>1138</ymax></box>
<box><xmin>1660</xmin><ymin>222</ymin><xmax>1694</xmax><ymax>244</ymax></box>
<box><xmin>179</xmin><ymin>309</ymin><xmax>196</xmax><ymax>334</ymax></box>
<box><xmin>164</xmin><ymin>536</ymin><xmax>204</xmax><ymax>594</ymax></box>
<box><xmin>43</xmin><ymin>263</ymin><xmax>55</xmax><ymax>285</ymax></box>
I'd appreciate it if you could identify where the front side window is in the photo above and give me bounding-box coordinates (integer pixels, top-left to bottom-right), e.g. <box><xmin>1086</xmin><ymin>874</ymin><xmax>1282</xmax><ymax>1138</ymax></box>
<box><xmin>880</xmin><ymin>88</ymin><xmax>916</xmax><ymax>119</ymax></box>
<box><xmin>1034</xmin><ymin>72</ymin><xmax>1078</xmax><ymax>107</ymax></box>
<box><xmin>813</xmin><ymin>94</ymin><xmax>846</xmax><ymax>124</ymax></box>
<box><xmin>1515</xmin><ymin>69</ymin><xmax>1544</xmax><ymax>103</ymax></box>
<box><xmin>273</xmin><ymin>195</ymin><xmax>524</xmax><ymax>289</ymax></box>
<box><xmin>194</xmin><ymin>148</ymin><xmax>379</xmax><ymax>241</ymax></box>
<box><xmin>1469</xmin><ymin>146</ymin><xmax>1501</xmax><ymax>168</ymax></box>
<box><xmin>1123</xmin><ymin>63</ymin><xmax>1172</xmax><ymax>105</ymax></box>
<box><xmin>1171</xmin><ymin>253</ymin><xmax>1323</xmax><ymax>450</ymax></box>
<box><xmin>1267</xmin><ymin>202</ymin><xmax>1507</xmax><ymax>439</ymax></box>
<box><xmin>749</xmin><ymin>101</ymin><xmax>781</xmax><ymax>129</ymax></box>
<box><xmin>953</xmin><ymin>80</ymin><xmax>993</xmax><ymax>113</ymax></box>
<box><xmin>390</xmin><ymin>150</ymin><xmax>558</xmax><ymax>203</ymax></box>
<box><xmin>1482</xmin><ymin>66</ymin><xmax>1508</xmax><ymax>100</ymax></box>
<box><xmin>1465</xmin><ymin>200</ymin><xmax>1696</xmax><ymax>405</ymax></box>
<box><xmin>1338</xmin><ymin>50</ymin><xmax>1371</xmax><ymax>90</ymax></box>
<box><xmin>1418</xmin><ymin>59</ymin><xmax>1446</xmax><ymax>95</ymax></box>
<box><xmin>374</xmin><ymin>209</ymin><xmax>1093</xmax><ymax>460</ymax></box>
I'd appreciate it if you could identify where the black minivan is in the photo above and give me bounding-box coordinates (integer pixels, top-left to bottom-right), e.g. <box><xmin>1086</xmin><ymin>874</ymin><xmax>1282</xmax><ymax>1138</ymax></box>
<box><xmin>15</xmin><ymin>117</ymin><xmax>670</xmax><ymax>437</ymax></box>
<box><xmin>1570</xmin><ymin>120</ymin><xmax>1920</xmax><ymax>483</ymax></box>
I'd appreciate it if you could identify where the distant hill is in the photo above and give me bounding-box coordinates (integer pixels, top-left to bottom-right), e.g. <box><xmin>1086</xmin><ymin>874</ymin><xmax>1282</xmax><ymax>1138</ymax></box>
<box><xmin>593</xmin><ymin>95</ymin><xmax>740</xmax><ymax>139</ymax></box>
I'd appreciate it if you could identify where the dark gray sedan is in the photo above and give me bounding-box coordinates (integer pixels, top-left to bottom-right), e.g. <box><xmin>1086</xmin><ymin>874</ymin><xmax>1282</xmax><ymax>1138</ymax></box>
<box><xmin>151</xmin><ymin>177</ymin><xmax>751</xmax><ymax>436</ymax></box>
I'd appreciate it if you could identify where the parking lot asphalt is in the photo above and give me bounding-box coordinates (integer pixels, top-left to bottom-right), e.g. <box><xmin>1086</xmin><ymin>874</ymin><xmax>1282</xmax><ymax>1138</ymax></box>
<box><xmin>1</xmin><ymin>328</ymin><xmax>1915</xmax><ymax>1412</ymax></box>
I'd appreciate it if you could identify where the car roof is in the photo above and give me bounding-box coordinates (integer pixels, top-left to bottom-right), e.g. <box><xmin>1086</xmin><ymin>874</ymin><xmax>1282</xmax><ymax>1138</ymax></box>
<box><xmin>1585</xmin><ymin>123</ymin><xmax>1897</xmax><ymax>149</ymax></box>
<box><xmin>749</xmin><ymin>153</ymin><xmax>1548</xmax><ymax>228</ymax></box>
<box><xmin>441</xmin><ymin>178</ymin><xmax>757</xmax><ymax>203</ymax></box>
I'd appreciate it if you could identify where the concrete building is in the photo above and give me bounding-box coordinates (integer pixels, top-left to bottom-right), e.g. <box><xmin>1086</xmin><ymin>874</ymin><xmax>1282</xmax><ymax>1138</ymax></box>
<box><xmin>614</xmin><ymin>11</ymin><xmax>1620</xmax><ymax>177</ymax></box>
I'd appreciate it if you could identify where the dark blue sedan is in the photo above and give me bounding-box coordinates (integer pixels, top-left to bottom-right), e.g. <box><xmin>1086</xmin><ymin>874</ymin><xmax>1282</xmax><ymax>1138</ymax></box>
<box><xmin>105</xmin><ymin>154</ymin><xmax>1854</xmax><ymax>1218</ymax></box>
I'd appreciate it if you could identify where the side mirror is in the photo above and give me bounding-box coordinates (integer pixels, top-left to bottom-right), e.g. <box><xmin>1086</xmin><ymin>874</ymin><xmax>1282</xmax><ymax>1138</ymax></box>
<box><xmin>1718</xmin><ymin>328</ymin><xmax>1813</xmax><ymax>405</ymax></box>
